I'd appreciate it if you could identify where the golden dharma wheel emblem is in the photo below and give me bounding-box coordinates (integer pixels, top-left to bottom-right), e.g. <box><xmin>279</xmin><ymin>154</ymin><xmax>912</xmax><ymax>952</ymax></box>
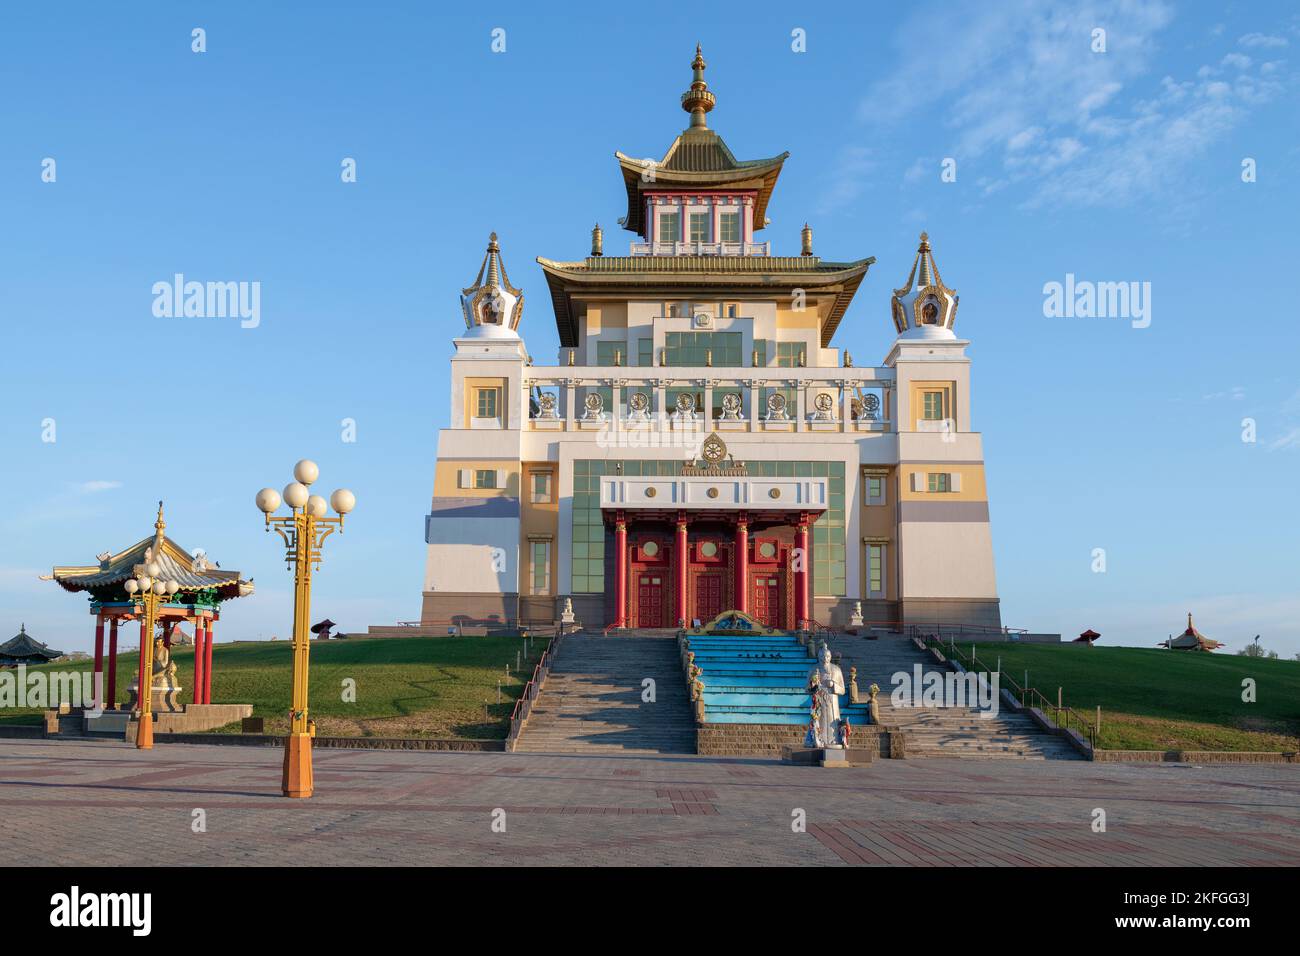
<box><xmin>644</xmin><ymin>486</ymin><xmax>657</xmax><ymax>498</ymax></box>
<box><xmin>769</xmin><ymin>488</ymin><xmax>781</xmax><ymax>499</ymax></box>
<box><xmin>707</xmin><ymin>487</ymin><xmax>719</xmax><ymax>499</ymax></box>
<box><xmin>701</xmin><ymin>433</ymin><xmax>727</xmax><ymax>463</ymax></box>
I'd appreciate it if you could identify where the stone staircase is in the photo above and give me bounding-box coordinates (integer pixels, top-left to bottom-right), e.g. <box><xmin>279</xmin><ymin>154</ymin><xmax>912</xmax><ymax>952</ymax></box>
<box><xmin>513</xmin><ymin>630</ymin><xmax>697</xmax><ymax>755</ymax></box>
<box><xmin>828</xmin><ymin>632</ymin><xmax>1081</xmax><ymax>760</ymax></box>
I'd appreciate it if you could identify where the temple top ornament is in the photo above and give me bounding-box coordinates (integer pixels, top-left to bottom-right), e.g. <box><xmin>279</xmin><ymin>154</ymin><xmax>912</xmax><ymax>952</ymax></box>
<box><xmin>460</xmin><ymin>232</ymin><xmax>524</xmax><ymax>338</ymax></box>
<box><xmin>891</xmin><ymin>231</ymin><xmax>959</xmax><ymax>340</ymax></box>
<box><xmin>681</xmin><ymin>43</ymin><xmax>715</xmax><ymax>129</ymax></box>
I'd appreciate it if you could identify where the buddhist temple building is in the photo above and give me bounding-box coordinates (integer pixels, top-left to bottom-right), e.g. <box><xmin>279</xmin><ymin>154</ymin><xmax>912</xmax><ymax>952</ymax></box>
<box><xmin>421</xmin><ymin>48</ymin><xmax>1000</xmax><ymax>632</ymax></box>
<box><xmin>43</xmin><ymin>503</ymin><xmax>253</xmax><ymax>707</ymax></box>
<box><xmin>0</xmin><ymin>625</ymin><xmax>63</xmax><ymax>667</ymax></box>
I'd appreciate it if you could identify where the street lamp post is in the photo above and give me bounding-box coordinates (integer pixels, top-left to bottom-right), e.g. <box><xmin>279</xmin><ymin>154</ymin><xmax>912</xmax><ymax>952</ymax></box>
<box><xmin>256</xmin><ymin>459</ymin><xmax>355</xmax><ymax>799</ymax></box>
<box><xmin>123</xmin><ymin>568</ymin><xmax>180</xmax><ymax>750</ymax></box>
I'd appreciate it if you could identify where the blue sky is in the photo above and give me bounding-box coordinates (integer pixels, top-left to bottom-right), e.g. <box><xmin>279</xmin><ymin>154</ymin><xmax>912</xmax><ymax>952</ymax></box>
<box><xmin>2</xmin><ymin>1</ymin><xmax>1297</xmax><ymax>655</ymax></box>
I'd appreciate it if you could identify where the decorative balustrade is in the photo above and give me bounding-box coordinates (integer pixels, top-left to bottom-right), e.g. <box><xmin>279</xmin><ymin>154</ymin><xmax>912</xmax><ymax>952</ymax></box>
<box><xmin>629</xmin><ymin>240</ymin><xmax>771</xmax><ymax>257</ymax></box>
<box><xmin>524</xmin><ymin>367</ymin><xmax>894</xmax><ymax>434</ymax></box>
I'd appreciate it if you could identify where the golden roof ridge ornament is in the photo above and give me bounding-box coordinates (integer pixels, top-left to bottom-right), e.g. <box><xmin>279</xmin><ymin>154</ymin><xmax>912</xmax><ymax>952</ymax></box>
<box><xmin>681</xmin><ymin>43</ymin><xmax>715</xmax><ymax>129</ymax></box>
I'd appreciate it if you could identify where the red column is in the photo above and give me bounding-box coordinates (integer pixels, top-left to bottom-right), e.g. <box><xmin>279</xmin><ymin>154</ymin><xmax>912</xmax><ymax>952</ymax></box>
<box><xmin>734</xmin><ymin>515</ymin><xmax>749</xmax><ymax>615</ymax></box>
<box><xmin>794</xmin><ymin>514</ymin><xmax>809</xmax><ymax>627</ymax></box>
<box><xmin>203</xmin><ymin>618</ymin><xmax>216</xmax><ymax>703</ymax></box>
<box><xmin>613</xmin><ymin>515</ymin><xmax>628</xmax><ymax>629</ymax></box>
<box><xmin>106</xmin><ymin>619</ymin><xmax>119</xmax><ymax>709</ymax></box>
<box><xmin>675</xmin><ymin>514</ymin><xmax>689</xmax><ymax>627</ymax></box>
<box><xmin>192</xmin><ymin>618</ymin><xmax>205</xmax><ymax>706</ymax></box>
<box><xmin>92</xmin><ymin>615</ymin><xmax>105</xmax><ymax>708</ymax></box>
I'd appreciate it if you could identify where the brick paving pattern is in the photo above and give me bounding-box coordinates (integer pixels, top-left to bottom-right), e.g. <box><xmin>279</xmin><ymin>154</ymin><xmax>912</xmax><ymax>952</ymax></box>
<box><xmin>0</xmin><ymin>738</ymin><xmax>1296</xmax><ymax>866</ymax></box>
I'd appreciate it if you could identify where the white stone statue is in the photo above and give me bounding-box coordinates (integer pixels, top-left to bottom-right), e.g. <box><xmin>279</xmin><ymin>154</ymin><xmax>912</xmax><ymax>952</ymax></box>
<box><xmin>808</xmin><ymin>645</ymin><xmax>846</xmax><ymax>748</ymax></box>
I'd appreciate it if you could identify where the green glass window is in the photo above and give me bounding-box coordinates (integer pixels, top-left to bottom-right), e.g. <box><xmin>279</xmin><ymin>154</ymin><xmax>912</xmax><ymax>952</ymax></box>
<box><xmin>927</xmin><ymin>473</ymin><xmax>951</xmax><ymax>493</ymax></box>
<box><xmin>658</xmin><ymin>211</ymin><xmax>680</xmax><ymax>243</ymax></box>
<box><xmin>663</xmin><ymin>331</ymin><xmax>742</xmax><ymax>367</ymax></box>
<box><xmin>596</xmin><ymin>341</ymin><xmax>627</xmax><ymax>367</ymax></box>
<box><xmin>753</xmin><ymin>339</ymin><xmax>769</xmax><ymax>366</ymax></box>
<box><xmin>719</xmin><ymin>211</ymin><xmax>740</xmax><ymax>243</ymax></box>
<box><xmin>775</xmin><ymin>342</ymin><xmax>803</xmax><ymax>368</ymax></box>
<box><xmin>476</xmin><ymin>388</ymin><xmax>499</xmax><ymax>418</ymax></box>
<box><xmin>474</xmin><ymin>469</ymin><xmax>497</xmax><ymax>489</ymax></box>
<box><xmin>922</xmin><ymin>391</ymin><xmax>946</xmax><ymax>420</ymax></box>
<box><xmin>637</xmin><ymin>338</ymin><xmax>653</xmax><ymax>367</ymax></box>
<box><xmin>531</xmin><ymin>541</ymin><xmax>550</xmax><ymax>594</ymax></box>
<box><xmin>689</xmin><ymin>212</ymin><xmax>710</xmax><ymax>242</ymax></box>
<box><xmin>868</xmin><ymin>545</ymin><xmax>884</xmax><ymax>598</ymax></box>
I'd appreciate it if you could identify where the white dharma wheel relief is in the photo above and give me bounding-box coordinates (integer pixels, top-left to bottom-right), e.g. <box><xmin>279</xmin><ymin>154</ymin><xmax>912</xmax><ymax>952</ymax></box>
<box><xmin>810</xmin><ymin>391</ymin><xmax>837</xmax><ymax>423</ymax></box>
<box><xmin>857</xmin><ymin>392</ymin><xmax>880</xmax><ymax>421</ymax></box>
<box><xmin>720</xmin><ymin>392</ymin><xmax>743</xmax><ymax>420</ymax></box>
<box><xmin>672</xmin><ymin>392</ymin><xmax>697</xmax><ymax>422</ymax></box>
<box><xmin>626</xmin><ymin>391</ymin><xmax>651</xmax><ymax>422</ymax></box>
<box><xmin>534</xmin><ymin>391</ymin><xmax>559</xmax><ymax>419</ymax></box>
<box><xmin>764</xmin><ymin>391</ymin><xmax>789</xmax><ymax>421</ymax></box>
<box><xmin>582</xmin><ymin>391</ymin><xmax>606</xmax><ymax>421</ymax></box>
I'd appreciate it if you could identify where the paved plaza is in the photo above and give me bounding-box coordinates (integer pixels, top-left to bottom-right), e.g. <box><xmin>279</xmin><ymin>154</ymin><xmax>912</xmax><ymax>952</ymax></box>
<box><xmin>0</xmin><ymin>737</ymin><xmax>1297</xmax><ymax>866</ymax></box>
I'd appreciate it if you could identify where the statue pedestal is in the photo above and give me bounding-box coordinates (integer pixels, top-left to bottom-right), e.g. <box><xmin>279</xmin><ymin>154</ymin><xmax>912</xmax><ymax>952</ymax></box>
<box><xmin>126</xmin><ymin>679</ymin><xmax>183</xmax><ymax>714</ymax></box>
<box><xmin>783</xmin><ymin>746</ymin><xmax>874</xmax><ymax>768</ymax></box>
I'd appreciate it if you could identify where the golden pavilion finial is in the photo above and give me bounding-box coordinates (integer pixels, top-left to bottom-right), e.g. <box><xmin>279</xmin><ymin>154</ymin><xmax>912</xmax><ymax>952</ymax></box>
<box><xmin>154</xmin><ymin>500</ymin><xmax>165</xmax><ymax>533</ymax></box>
<box><xmin>681</xmin><ymin>43</ymin><xmax>715</xmax><ymax>129</ymax></box>
<box><xmin>1187</xmin><ymin>611</ymin><xmax>1194</xmax><ymax>630</ymax></box>
<box><xmin>918</xmin><ymin>231</ymin><xmax>930</xmax><ymax>251</ymax></box>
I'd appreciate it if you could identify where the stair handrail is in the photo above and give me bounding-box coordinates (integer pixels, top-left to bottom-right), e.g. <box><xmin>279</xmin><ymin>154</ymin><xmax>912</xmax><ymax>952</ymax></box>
<box><xmin>921</xmin><ymin>635</ymin><xmax>1097</xmax><ymax>750</ymax></box>
<box><xmin>505</xmin><ymin>629</ymin><xmax>564</xmax><ymax>751</ymax></box>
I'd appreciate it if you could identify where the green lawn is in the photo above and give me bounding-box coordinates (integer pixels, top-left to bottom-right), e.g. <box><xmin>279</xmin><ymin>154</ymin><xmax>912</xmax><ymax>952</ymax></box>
<box><xmin>0</xmin><ymin>635</ymin><xmax>546</xmax><ymax>740</ymax></box>
<box><xmin>943</xmin><ymin>641</ymin><xmax>1300</xmax><ymax>751</ymax></box>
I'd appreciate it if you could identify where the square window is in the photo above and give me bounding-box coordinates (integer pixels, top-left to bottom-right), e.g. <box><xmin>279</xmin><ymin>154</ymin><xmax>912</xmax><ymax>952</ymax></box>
<box><xmin>531</xmin><ymin>472</ymin><xmax>552</xmax><ymax>504</ymax></box>
<box><xmin>689</xmin><ymin>212</ymin><xmax>710</xmax><ymax>242</ymax></box>
<box><xmin>474</xmin><ymin>469</ymin><xmax>497</xmax><ymax>489</ymax></box>
<box><xmin>927</xmin><ymin>473</ymin><xmax>951</xmax><ymax>493</ymax></box>
<box><xmin>659</xmin><ymin>212</ymin><xmax>680</xmax><ymax>242</ymax></box>
<box><xmin>476</xmin><ymin>388</ymin><xmax>499</xmax><ymax>419</ymax></box>
<box><xmin>719</xmin><ymin>211</ymin><xmax>740</xmax><ymax>243</ymax></box>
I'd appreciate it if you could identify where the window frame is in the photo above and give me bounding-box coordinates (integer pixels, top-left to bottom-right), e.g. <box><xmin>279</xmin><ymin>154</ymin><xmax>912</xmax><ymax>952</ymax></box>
<box><xmin>474</xmin><ymin>469</ymin><xmax>498</xmax><ymax>490</ymax></box>
<box><xmin>476</xmin><ymin>387</ymin><xmax>500</xmax><ymax>420</ymax></box>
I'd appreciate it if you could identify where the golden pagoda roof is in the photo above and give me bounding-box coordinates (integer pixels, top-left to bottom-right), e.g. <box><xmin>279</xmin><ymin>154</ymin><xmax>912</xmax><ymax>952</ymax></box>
<box><xmin>43</xmin><ymin>502</ymin><xmax>253</xmax><ymax>601</ymax></box>
<box><xmin>614</xmin><ymin>46</ymin><xmax>788</xmax><ymax>236</ymax></box>
<box><xmin>537</xmin><ymin>254</ymin><xmax>873</xmax><ymax>347</ymax></box>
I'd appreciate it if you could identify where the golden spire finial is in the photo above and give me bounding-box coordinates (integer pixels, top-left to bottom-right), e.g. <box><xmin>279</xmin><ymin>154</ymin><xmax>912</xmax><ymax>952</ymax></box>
<box><xmin>918</xmin><ymin>231</ymin><xmax>930</xmax><ymax>251</ymax></box>
<box><xmin>1187</xmin><ymin>611</ymin><xmax>1194</xmax><ymax>630</ymax></box>
<box><xmin>682</xmin><ymin>44</ymin><xmax>714</xmax><ymax>128</ymax></box>
<box><xmin>155</xmin><ymin>500</ymin><xmax>165</xmax><ymax>533</ymax></box>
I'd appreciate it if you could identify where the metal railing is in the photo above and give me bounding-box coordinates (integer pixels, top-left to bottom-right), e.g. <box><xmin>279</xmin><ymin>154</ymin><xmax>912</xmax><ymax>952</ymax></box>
<box><xmin>504</xmin><ymin>630</ymin><xmax>564</xmax><ymax>751</ymax></box>
<box><xmin>922</xmin><ymin>635</ymin><xmax>1097</xmax><ymax>750</ymax></box>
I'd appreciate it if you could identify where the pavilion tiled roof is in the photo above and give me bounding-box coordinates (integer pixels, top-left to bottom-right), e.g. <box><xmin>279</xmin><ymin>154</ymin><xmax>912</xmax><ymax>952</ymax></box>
<box><xmin>537</xmin><ymin>255</ymin><xmax>873</xmax><ymax>348</ymax></box>
<box><xmin>1159</xmin><ymin>613</ymin><xmax>1222</xmax><ymax>651</ymax></box>
<box><xmin>0</xmin><ymin>625</ymin><xmax>62</xmax><ymax>662</ymax></box>
<box><xmin>43</xmin><ymin>502</ymin><xmax>253</xmax><ymax>602</ymax></box>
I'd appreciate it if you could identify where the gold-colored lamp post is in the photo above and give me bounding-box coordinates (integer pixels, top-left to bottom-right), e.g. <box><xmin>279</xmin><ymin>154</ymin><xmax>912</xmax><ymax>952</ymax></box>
<box><xmin>255</xmin><ymin>459</ymin><xmax>355</xmax><ymax>799</ymax></box>
<box><xmin>123</xmin><ymin>570</ymin><xmax>180</xmax><ymax>750</ymax></box>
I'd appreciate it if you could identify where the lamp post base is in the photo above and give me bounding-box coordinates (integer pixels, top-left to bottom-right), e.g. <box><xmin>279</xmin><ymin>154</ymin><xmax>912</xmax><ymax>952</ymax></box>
<box><xmin>135</xmin><ymin>712</ymin><xmax>154</xmax><ymax>750</ymax></box>
<box><xmin>282</xmin><ymin>732</ymin><xmax>314</xmax><ymax>798</ymax></box>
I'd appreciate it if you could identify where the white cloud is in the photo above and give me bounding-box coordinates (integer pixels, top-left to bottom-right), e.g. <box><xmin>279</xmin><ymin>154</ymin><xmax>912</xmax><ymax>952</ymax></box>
<box><xmin>815</xmin><ymin>146</ymin><xmax>875</xmax><ymax>214</ymax></box>
<box><xmin>76</xmin><ymin>480</ymin><xmax>122</xmax><ymax>494</ymax></box>
<box><xmin>854</xmin><ymin>0</ymin><xmax>1289</xmax><ymax>211</ymax></box>
<box><xmin>1266</xmin><ymin>426</ymin><xmax>1300</xmax><ymax>452</ymax></box>
<box><xmin>1238</xmin><ymin>32</ymin><xmax>1288</xmax><ymax>48</ymax></box>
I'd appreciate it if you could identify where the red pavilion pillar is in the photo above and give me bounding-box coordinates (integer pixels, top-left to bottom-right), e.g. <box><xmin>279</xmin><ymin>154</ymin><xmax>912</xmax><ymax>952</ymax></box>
<box><xmin>203</xmin><ymin>618</ymin><xmax>216</xmax><ymax>704</ymax></box>
<box><xmin>793</xmin><ymin>513</ymin><xmax>810</xmax><ymax>627</ymax></box>
<box><xmin>192</xmin><ymin>617</ymin><xmax>206</xmax><ymax>706</ymax></box>
<box><xmin>106</xmin><ymin>619</ymin><xmax>119</xmax><ymax>709</ymax></box>
<box><xmin>734</xmin><ymin>514</ymin><xmax>749</xmax><ymax>615</ymax></box>
<box><xmin>613</xmin><ymin>514</ymin><xmax>628</xmax><ymax>629</ymax></box>
<box><xmin>92</xmin><ymin>614</ymin><xmax>105</xmax><ymax>709</ymax></box>
<box><xmin>675</xmin><ymin>513</ymin><xmax>689</xmax><ymax>627</ymax></box>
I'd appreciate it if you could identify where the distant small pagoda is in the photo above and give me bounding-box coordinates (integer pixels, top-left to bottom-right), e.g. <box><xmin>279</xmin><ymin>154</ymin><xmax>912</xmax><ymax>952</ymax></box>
<box><xmin>0</xmin><ymin>624</ymin><xmax>63</xmax><ymax>667</ymax></box>
<box><xmin>1159</xmin><ymin>613</ymin><xmax>1222</xmax><ymax>652</ymax></box>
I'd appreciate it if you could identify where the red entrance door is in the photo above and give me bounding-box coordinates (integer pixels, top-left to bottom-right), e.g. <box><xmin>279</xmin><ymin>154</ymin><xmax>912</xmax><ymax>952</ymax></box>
<box><xmin>694</xmin><ymin>573</ymin><xmax>723</xmax><ymax>624</ymax></box>
<box><xmin>636</xmin><ymin>574</ymin><xmax>665</xmax><ymax>628</ymax></box>
<box><xmin>751</xmin><ymin>575</ymin><xmax>782</xmax><ymax>628</ymax></box>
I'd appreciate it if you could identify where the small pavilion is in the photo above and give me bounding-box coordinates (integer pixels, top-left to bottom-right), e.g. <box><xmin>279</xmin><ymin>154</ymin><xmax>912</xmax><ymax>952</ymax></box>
<box><xmin>43</xmin><ymin>503</ymin><xmax>253</xmax><ymax>708</ymax></box>
<box><xmin>0</xmin><ymin>625</ymin><xmax>63</xmax><ymax>667</ymax></box>
<box><xmin>1072</xmin><ymin>628</ymin><xmax>1101</xmax><ymax>645</ymax></box>
<box><xmin>1159</xmin><ymin>613</ymin><xmax>1222</xmax><ymax>652</ymax></box>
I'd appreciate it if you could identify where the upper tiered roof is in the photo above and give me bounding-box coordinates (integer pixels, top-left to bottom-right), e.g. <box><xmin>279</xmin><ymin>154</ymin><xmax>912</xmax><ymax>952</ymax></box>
<box><xmin>613</xmin><ymin>45</ymin><xmax>788</xmax><ymax>237</ymax></box>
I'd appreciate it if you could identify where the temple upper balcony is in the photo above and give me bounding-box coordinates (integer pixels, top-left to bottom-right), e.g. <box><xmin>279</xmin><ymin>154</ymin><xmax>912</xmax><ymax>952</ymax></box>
<box><xmin>630</xmin><ymin>239</ymin><xmax>770</xmax><ymax>257</ymax></box>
